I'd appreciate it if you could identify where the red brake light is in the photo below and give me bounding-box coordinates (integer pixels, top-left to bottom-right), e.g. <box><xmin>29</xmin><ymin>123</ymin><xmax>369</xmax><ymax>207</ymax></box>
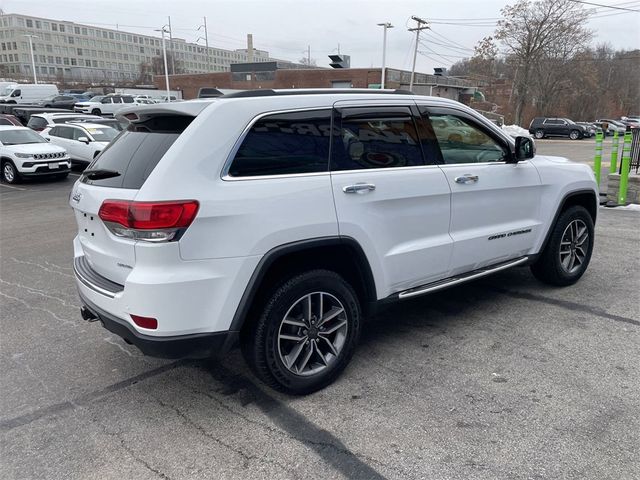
<box><xmin>130</xmin><ymin>314</ymin><xmax>158</xmax><ymax>329</ymax></box>
<box><xmin>98</xmin><ymin>200</ymin><xmax>199</xmax><ymax>230</ymax></box>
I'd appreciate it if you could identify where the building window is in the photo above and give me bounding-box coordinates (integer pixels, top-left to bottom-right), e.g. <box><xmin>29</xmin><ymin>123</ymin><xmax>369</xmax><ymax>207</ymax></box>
<box><xmin>35</xmin><ymin>21</ymin><xmax>42</xmax><ymax>29</ymax></box>
<box><xmin>26</xmin><ymin>19</ymin><xmax>33</xmax><ymax>28</ymax></box>
<box><xmin>59</xmin><ymin>24</ymin><xmax>65</xmax><ymax>32</ymax></box>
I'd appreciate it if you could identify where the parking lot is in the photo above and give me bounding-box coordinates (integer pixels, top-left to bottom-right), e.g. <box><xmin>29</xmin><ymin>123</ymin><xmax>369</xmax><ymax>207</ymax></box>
<box><xmin>1</xmin><ymin>156</ymin><xmax>639</xmax><ymax>479</ymax></box>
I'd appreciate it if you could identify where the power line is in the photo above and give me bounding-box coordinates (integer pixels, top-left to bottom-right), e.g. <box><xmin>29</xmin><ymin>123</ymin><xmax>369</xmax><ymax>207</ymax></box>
<box><xmin>568</xmin><ymin>0</ymin><xmax>640</xmax><ymax>11</ymax></box>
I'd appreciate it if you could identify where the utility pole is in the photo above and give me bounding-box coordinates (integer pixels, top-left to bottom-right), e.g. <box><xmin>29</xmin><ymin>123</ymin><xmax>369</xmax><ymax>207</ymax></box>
<box><xmin>377</xmin><ymin>22</ymin><xmax>393</xmax><ymax>89</ymax></box>
<box><xmin>408</xmin><ymin>15</ymin><xmax>429</xmax><ymax>91</ymax></box>
<box><xmin>155</xmin><ymin>27</ymin><xmax>171</xmax><ymax>102</ymax></box>
<box><xmin>167</xmin><ymin>16</ymin><xmax>175</xmax><ymax>75</ymax></box>
<box><xmin>198</xmin><ymin>17</ymin><xmax>210</xmax><ymax>72</ymax></box>
<box><xmin>23</xmin><ymin>34</ymin><xmax>38</xmax><ymax>83</ymax></box>
<box><xmin>307</xmin><ymin>45</ymin><xmax>311</xmax><ymax>66</ymax></box>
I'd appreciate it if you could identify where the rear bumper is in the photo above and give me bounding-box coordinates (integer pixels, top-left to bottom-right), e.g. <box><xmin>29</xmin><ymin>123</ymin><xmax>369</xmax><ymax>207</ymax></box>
<box><xmin>79</xmin><ymin>291</ymin><xmax>238</xmax><ymax>359</ymax></box>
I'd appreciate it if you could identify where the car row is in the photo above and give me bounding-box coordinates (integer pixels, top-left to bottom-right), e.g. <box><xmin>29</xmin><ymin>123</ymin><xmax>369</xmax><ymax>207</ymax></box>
<box><xmin>0</xmin><ymin>111</ymin><xmax>123</xmax><ymax>183</ymax></box>
<box><xmin>529</xmin><ymin>116</ymin><xmax>637</xmax><ymax>140</ymax></box>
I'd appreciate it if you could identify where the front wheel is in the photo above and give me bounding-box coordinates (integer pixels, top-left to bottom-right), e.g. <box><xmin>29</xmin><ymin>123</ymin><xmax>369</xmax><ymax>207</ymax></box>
<box><xmin>569</xmin><ymin>130</ymin><xmax>581</xmax><ymax>140</ymax></box>
<box><xmin>531</xmin><ymin>206</ymin><xmax>594</xmax><ymax>286</ymax></box>
<box><xmin>1</xmin><ymin>160</ymin><xmax>20</xmax><ymax>184</ymax></box>
<box><xmin>91</xmin><ymin>108</ymin><xmax>101</xmax><ymax>116</ymax></box>
<box><xmin>241</xmin><ymin>270</ymin><xmax>361</xmax><ymax>395</ymax></box>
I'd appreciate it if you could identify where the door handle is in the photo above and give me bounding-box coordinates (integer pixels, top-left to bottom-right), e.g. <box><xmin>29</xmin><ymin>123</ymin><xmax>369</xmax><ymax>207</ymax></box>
<box><xmin>343</xmin><ymin>183</ymin><xmax>376</xmax><ymax>194</ymax></box>
<box><xmin>454</xmin><ymin>174</ymin><xmax>479</xmax><ymax>184</ymax></box>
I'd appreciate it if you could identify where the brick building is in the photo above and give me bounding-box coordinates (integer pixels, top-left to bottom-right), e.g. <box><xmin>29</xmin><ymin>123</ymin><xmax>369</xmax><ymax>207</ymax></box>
<box><xmin>154</xmin><ymin>64</ymin><xmax>479</xmax><ymax>101</ymax></box>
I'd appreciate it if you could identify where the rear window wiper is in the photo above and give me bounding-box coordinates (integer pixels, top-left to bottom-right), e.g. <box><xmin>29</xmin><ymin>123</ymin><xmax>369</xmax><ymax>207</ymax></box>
<box><xmin>82</xmin><ymin>168</ymin><xmax>121</xmax><ymax>180</ymax></box>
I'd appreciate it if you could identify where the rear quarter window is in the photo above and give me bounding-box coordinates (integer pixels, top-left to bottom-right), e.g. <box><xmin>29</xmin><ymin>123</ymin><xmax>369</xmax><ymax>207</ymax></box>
<box><xmin>228</xmin><ymin>109</ymin><xmax>332</xmax><ymax>177</ymax></box>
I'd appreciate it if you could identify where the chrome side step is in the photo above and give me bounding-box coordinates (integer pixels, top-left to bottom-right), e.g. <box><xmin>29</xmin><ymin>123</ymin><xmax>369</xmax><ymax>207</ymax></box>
<box><xmin>398</xmin><ymin>256</ymin><xmax>529</xmax><ymax>300</ymax></box>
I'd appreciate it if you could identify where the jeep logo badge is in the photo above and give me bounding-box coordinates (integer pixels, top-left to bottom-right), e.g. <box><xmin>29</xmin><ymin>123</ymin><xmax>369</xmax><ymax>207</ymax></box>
<box><xmin>71</xmin><ymin>191</ymin><xmax>82</xmax><ymax>203</ymax></box>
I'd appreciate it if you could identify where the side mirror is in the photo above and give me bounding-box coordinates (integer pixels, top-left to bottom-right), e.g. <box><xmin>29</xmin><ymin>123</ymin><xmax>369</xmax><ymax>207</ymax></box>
<box><xmin>45</xmin><ymin>137</ymin><xmax>50</xmax><ymax>142</ymax></box>
<box><xmin>514</xmin><ymin>136</ymin><xmax>535</xmax><ymax>161</ymax></box>
<box><xmin>77</xmin><ymin>136</ymin><xmax>90</xmax><ymax>144</ymax></box>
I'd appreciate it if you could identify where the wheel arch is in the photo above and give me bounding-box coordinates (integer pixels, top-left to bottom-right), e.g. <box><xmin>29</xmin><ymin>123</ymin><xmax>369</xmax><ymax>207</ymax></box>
<box><xmin>539</xmin><ymin>189</ymin><xmax>598</xmax><ymax>254</ymax></box>
<box><xmin>230</xmin><ymin>236</ymin><xmax>377</xmax><ymax>334</ymax></box>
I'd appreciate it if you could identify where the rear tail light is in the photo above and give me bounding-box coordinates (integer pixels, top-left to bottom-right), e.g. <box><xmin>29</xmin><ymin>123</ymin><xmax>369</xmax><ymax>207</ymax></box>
<box><xmin>98</xmin><ymin>200</ymin><xmax>199</xmax><ymax>242</ymax></box>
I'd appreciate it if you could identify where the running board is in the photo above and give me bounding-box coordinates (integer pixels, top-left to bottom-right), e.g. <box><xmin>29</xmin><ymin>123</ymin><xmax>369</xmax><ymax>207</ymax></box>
<box><xmin>397</xmin><ymin>256</ymin><xmax>529</xmax><ymax>300</ymax></box>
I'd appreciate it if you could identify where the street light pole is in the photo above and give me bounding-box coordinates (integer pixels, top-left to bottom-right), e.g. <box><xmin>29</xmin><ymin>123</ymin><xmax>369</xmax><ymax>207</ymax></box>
<box><xmin>155</xmin><ymin>27</ymin><xmax>170</xmax><ymax>102</ymax></box>
<box><xmin>23</xmin><ymin>34</ymin><xmax>38</xmax><ymax>84</ymax></box>
<box><xmin>377</xmin><ymin>22</ymin><xmax>393</xmax><ymax>89</ymax></box>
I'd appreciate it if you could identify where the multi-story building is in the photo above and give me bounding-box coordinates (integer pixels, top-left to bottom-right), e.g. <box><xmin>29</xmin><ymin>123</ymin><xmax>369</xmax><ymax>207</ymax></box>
<box><xmin>0</xmin><ymin>12</ymin><xmax>274</xmax><ymax>84</ymax></box>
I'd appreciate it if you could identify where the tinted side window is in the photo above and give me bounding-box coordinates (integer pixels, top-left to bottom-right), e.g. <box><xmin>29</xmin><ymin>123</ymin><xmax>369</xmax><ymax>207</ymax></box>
<box><xmin>49</xmin><ymin>126</ymin><xmax>59</xmax><ymax>136</ymax></box>
<box><xmin>229</xmin><ymin>110</ymin><xmax>331</xmax><ymax>177</ymax></box>
<box><xmin>331</xmin><ymin>107</ymin><xmax>423</xmax><ymax>171</ymax></box>
<box><xmin>0</xmin><ymin>119</ymin><xmax>11</xmax><ymax>125</ymax></box>
<box><xmin>27</xmin><ymin>116</ymin><xmax>48</xmax><ymax>129</ymax></box>
<box><xmin>71</xmin><ymin>128</ymin><xmax>85</xmax><ymax>140</ymax></box>
<box><xmin>429</xmin><ymin>113</ymin><xmax>507</xmax><ymax>164</ymax></box>
<box><xmin>122</xmin><ymin>96</ymin><xmax>134</xmax><ymax>103</ymax></box>
<box><xmin>56</xmin><ymin>126</ymin><xmax>74</xmax><ymax>139</ymax></box>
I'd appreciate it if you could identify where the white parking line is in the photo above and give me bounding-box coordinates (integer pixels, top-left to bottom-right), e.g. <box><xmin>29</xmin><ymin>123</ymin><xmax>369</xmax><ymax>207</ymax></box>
<box><xmin>69</xmin><ymin>173</ymin><xmax>81</xmax><ymax>177</ymax></box>
<box><xmin>0</xmin><ymin>183</ymin><xmax>26</xmax><ymax>191</ymax></box>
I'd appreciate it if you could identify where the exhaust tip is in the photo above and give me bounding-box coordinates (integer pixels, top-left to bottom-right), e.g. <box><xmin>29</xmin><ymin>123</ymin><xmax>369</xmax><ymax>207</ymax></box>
<box><xmin>80</xmin><ymin>306</ymin><xmax>98</xmax><ymax>322</ymax></box>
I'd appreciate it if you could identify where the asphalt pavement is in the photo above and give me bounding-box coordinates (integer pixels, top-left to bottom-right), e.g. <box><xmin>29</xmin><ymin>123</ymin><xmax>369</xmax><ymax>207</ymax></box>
<box><xmin>1</xmin><ymin>165</ymin><xmax>639</xmax><ymax>480</ymax></box>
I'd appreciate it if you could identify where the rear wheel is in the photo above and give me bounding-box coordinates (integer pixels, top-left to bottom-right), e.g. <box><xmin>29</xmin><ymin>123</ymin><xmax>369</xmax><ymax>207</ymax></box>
<box><xmin>531</xmin><ymin>206</ymin><xmax>594</xmax><ymax>286</ymax></box>
<box><xmin>569</xmin><ymin>130</ymin><xmax>581</xmax><ymax>140</ymax></box>
<box><xmin>241</xmin><ymin>269</ymin><xmax>361</xmax><ymax>395</ymax></box>
<box><xmin>1</xmin><ymin>160</ymin><xmax>20</xmax><ymax>184</ymax></box>
<box><xmin>534</xmin><ymin>129</ymin><xmax>545</xmax><ymax>139</ymax></box>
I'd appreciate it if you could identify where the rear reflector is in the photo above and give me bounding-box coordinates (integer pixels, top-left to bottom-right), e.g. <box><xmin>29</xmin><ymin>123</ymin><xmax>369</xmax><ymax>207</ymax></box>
<box><xmin>99</xmin><ymin>200</ymin><xmax>199</xmax><ymax>230</ymax></box>
<box><xmin>130</xmin><ymin>314</ymin><xmax>158</xmax><ymax>330</ymax></box>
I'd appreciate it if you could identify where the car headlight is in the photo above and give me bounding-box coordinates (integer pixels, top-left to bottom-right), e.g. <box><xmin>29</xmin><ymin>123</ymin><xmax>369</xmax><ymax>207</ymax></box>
<box><xmin>15</xmin><ymin>153</ymin><xmax>34</xmax><ymax>158</ymax></box>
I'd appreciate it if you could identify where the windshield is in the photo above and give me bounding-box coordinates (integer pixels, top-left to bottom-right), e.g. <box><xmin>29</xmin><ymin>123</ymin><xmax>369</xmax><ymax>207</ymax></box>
<box><xmin>53</xmin><ymin>116</ymin><xmax>90</xmax><ymax>124</ymax></box>
<box><xmin>0</xmin><ymin>86</ymin><xmax>16</xmax><ymax>96</ymax></box>
<box><xmin>86</xmin><ymin>127</ymin><xmax>119</xmax><ymax>142</ymax></box>
<box><xmin>0</xmin><ymin>129</ymin><xmax>47</xmax><ymax>145</ymax></box>
<box><xmin>89</xmin><ymin>95</ymin><xmax>104</xmax><ymax>103</ymax></box>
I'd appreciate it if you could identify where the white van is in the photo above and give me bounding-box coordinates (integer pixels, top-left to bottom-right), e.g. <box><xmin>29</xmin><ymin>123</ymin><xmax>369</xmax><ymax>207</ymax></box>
<box><xmin>0</xmin><ymin>84</ymin><xmax>59</xmax><ymax>104</ymax></box>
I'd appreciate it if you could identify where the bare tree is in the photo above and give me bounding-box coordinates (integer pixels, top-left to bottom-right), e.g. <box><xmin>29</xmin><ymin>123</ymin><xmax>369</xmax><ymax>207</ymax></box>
<box><xmin>493</xmin><ymin>0</ymin><xmax>591</xmax><ymax>124</ymax></box>
<box><xmin>298</xmin><ymin>57</ymin><xmax>317</xmax><ymax>67</ymax></box>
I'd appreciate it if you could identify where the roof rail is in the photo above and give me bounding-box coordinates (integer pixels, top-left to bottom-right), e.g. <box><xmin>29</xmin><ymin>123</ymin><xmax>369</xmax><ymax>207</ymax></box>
<box><xmin>221</xmin><ymin>88</ymin><xmax>414</xmax><ymax>98</ymax></box>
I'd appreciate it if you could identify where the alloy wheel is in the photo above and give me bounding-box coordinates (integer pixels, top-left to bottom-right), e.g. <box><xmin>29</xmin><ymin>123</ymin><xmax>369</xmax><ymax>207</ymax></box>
<box><xmin>559</xmin><ymin>219</ymin><xmax>589</xmax><ymax>274</ymax></box>
<box><xmin>3</xmin><ymin>163</ymin><xmax>15</xmax><ymax>183</ymax></box>
<box><xmin>277</xmin><ymin>291</ymin><xmax>348</xmax><ymax>377</ymax></box>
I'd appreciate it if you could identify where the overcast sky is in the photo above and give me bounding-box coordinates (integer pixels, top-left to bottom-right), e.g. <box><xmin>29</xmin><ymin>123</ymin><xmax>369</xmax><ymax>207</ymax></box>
<box><xmin>2</xmin><ymin>0</ymin><xmax>639</xmax><ymax>73</ymax></box>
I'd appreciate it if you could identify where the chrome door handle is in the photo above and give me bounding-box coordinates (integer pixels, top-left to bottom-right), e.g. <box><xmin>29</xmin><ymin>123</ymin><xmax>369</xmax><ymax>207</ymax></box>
<box><xmin>343</xmin><ymin>183</ymin><xmax>376</xmax><ymax>194</ymax></box>
<box><xmin>454</xmin><ymin>174</ymin><xmax>479</xmax><ymax>184</ymax></box>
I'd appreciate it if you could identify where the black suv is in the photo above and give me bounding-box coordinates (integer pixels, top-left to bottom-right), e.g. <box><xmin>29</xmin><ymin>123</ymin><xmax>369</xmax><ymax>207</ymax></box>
<box><xmin>529</xmin><ymin>117</ymin><xmax>586</xmax><ymax>140</ymax></box>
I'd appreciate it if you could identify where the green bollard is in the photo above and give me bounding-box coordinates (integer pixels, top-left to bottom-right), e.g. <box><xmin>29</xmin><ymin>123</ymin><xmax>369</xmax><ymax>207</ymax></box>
<box><xmin>618</xmin><ymin>131</ymin><xmax>632</xmax><ymax>205</ymax></box>
<box><xmin>593</xmin><ymin>131</ymin><xmax>603</xmax><ymax>186</ymax></box>
<box><xmin>610</xmin><ymin>130</ymin><xmax>619</xmax><ymax>174</ymax></box>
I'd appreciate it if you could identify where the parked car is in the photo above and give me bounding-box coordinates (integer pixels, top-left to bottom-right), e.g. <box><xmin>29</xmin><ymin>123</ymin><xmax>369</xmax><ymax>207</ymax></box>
<box><xmin>27</xmin><ymin>113</ymin><xmax>103</xmax><ymax>132</ymax></box>
<box><xmin>70</xmin><ymin>117</ymin><xmax>128</xmax><ymax>131</ymax></box>
<box><xmin>529</xmin><ymin>117</ymin><xmax>587</xmax><ymax>140</ymax></box>
<box><xmin>0</xmin><ymin>114</ymin><xmax>23</xmax><ymax>126</ymax></box>
<box><xmin>0</xmin><ymin>84</ymin><xmax>59</xmax><ymax>104</ymax></box>
<box><xmin>42</xmin><ymin>122</ymin><xmax>118</xmax><ymax>167</ymax></box>
<box><xmin>35</xmin><ymin>95</ymin><xmax>78</xmax><ymax>109</ymax></box>
<box><xmin>595</xmin><ymin>119</ymin><xmax>626</xmax><ymax>135</ymax></box>
<box><xmin>74</xmin><ymin>94</ymin><xmax>136</xmax><ymax>116</ymax></box>
<box><xmin>0</xmin><ymin>126</ymin><xmax>70</xmax><ymax>183</ymax></box>
<box><xmin>71</xmin><ymin>89</ymin><xmax>598</xmax><ymax>394</ymax></box>
<box><xmin>576</xmin><ymin>122</ymin><xmax>597</xmax><ymax>137</ymax></box>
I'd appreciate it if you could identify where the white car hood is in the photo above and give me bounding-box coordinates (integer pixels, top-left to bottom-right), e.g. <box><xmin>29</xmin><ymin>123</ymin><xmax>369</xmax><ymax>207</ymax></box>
<box><xmin>4</xmin><ymin>143</ymin><xmax>67</xmax><ymax>155</ymax></box>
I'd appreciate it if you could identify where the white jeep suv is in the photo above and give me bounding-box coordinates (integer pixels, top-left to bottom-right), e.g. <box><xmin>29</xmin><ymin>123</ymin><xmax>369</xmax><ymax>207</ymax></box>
<box><xmin>0</xmin><ymin>126</ymin><xmax>70</xmax><ymax>183</ymax></box>
<box><xmin>71</xmin><ymin>90</ymin><xmax>598</xmax><ymax>394</ymax></box>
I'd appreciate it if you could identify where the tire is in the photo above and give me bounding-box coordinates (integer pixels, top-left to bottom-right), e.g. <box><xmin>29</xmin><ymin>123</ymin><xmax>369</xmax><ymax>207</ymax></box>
<box><xmin>1</xmin><ymin>160</ymin><xmax>20</xmax><ymax>184</ymax></box>
<box><xmin>241</xmin><ymin>269</ymin><xmax>361</xmax><ymax>395</ymax></box>
<box><xmin>569</xmin><ymin>130</ymin><xmax>581</xmax><ymax>140</ymax></box>
<box><xmin>91</xmin><ymin>108</ymin><xmax>101</xmax><ymax>116</ymax></box>
<box><xmin>531</xmin><ymin>206</ymin><xmax>594</xmax><ymax>286</ymax></box>
<box><xmin>534</xmin><ymin>129</ymin><xmax>545</xmax><ymax>139</ymax></box>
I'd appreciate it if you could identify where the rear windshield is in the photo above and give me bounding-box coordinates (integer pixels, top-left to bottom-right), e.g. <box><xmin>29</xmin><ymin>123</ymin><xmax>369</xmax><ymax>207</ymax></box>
<box><xmin>80</xmin><ymin>115</ymin><xmax>192</xmax><ymax>189</ymax></box>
